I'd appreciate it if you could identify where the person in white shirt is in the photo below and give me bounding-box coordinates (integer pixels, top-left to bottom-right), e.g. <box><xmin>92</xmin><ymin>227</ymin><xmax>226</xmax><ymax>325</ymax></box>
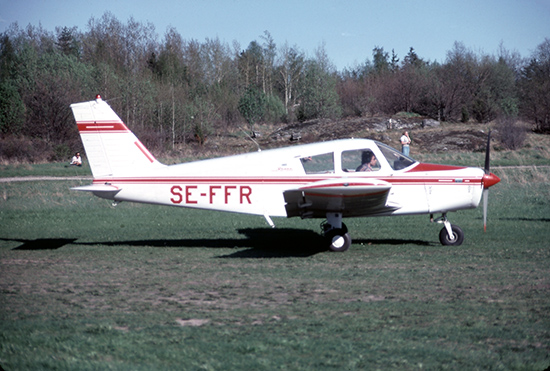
<box><xmin>70</xmin><ymin>152</ymin><xmax>82</xmax><ymax>166</ymax></box>
<box><xmin>400</xmin><ymin>131</ymin><xmax>411</xmax><ymax>156</ymax></box>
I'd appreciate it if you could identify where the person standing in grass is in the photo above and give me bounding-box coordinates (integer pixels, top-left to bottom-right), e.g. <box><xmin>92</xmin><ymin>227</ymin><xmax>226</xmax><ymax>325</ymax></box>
<box><xmin>70</xmin><ymin>152</ymin><xmax>82</xmax><ymax>166</ymax></box>
<box><xmin>400</xmin><ymin>131</ymin><xmax>411</xmax><ymax>156</ymax></box>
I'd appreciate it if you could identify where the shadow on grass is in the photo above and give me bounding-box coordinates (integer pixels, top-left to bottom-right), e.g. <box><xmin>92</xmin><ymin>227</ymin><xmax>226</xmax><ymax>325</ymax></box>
<box><xmin>8</xmin><ymin>238</ymin><xmax>78</xmax><ymax>250</ymax></box>
<box><xmin>73</xmin><ymin>228</ymin><xmax>329</xmax><ymax>258</ymax></box>
<box><xmin>4</xmin><ymin>230</ymin><xmax>435</xmax><ymax>257</ymax></box>
<box><xmin>221</xmin><ymin>228</ymin><xmax>328</xmax><ymax>257</ymax></box>
<box><xmin>354</xmin><ymin>238</ymin><xmax>435</xmax><ymax>246</ymax></box>
<box><xmin>498</xmin><ymin>217</ymin><xmax>550</xmax><ymax>223</ymax></box>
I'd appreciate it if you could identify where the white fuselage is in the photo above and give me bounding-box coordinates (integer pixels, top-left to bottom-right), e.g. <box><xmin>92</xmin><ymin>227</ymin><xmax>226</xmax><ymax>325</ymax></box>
<box><xmin>87</xmin><ymin>139</ymin><xmax>485</xmax><ymax>219</ymax></box>
<box><xmin>70</xmin><ymin>97</ymin><xmax>500</xmax><ymax>249</ymax></box>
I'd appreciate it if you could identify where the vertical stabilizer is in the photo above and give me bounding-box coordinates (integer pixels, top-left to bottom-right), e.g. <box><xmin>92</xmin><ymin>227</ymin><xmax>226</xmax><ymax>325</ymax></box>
<box><xmin>70</xmin><ymin>96</ymin><xmax>165</xmax><ymax>178</ymax></box>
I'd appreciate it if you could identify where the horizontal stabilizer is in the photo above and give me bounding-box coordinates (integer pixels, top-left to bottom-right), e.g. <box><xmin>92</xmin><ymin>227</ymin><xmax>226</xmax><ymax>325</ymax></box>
<box><xmin>71</xmin><ymin>184</ymin><xmax>121</xmax><ymax>200</ymax></box>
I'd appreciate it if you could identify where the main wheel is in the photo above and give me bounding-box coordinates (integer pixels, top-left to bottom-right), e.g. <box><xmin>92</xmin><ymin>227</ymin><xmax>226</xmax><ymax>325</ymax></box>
<box><xmin>326</xmin><ymin>229</ymin><xmax>352</xmax><ymax>252</ymax></box>
<box><xmin>322</xmin><ymin>222</ymin><xmax>348</xmax><ymax>234</ymax></box>
<box><xmin>439</xmin><ymin>225</ymin><xmax>464</xmax><ymax>246</ymax></box>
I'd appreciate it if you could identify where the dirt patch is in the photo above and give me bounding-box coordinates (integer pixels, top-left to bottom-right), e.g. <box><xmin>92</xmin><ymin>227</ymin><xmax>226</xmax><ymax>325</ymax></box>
<box><xmin>411</xmin><ymin>129</ymin><xmax>488</xmax><ymax>153</ymax></box>
<box><xmin>202</xmin><ymin>116</ymin><xmax>492</xmax><ymax>156</ymax></box>
<box><xmin>261</xmin><ymin>116</ymin><xmax>491</xmax><ymax>153</ymax></box>
<box><xmin>175</xmin><ymin>318</ymin><xmax>210</xmax><ymax>327</ymax></box>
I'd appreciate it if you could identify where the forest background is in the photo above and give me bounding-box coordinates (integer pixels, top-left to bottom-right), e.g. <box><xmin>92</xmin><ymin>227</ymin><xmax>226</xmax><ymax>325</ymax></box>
<box><xmin>0</xmin><ymin>12</ymin><xmax>549</xmax><ymax>163</ymax></box>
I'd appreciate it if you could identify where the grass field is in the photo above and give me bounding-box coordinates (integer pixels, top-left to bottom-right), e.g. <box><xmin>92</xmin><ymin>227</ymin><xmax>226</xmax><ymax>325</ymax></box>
<box><xmin>1</xmin><ymin>166</ymin><xmax>549</xmax><ymax>370</ymax></box>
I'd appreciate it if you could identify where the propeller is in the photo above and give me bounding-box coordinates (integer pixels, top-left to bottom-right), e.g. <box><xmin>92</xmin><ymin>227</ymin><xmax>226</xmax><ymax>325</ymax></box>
<box><xmin>482</xmin><ymin>130</ymin><xmax>500</xmax><ymax>232</ymax></box>
<box><xmin>482</xmin><ymin>184</ymin><xmax>489</xmax><ymax>232</ymax></box>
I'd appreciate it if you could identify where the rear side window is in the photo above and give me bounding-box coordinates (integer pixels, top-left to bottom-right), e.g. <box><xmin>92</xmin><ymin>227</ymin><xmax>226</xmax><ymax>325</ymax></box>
<box><xmin>300</xmin><ymin>153</ymin><xmax>334</xmax><ymax>174</ymax></box>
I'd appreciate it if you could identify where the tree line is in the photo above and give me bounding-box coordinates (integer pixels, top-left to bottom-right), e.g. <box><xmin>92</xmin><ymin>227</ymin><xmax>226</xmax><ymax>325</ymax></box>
<box><xmin>1</xmin><ymin>12</ymin><xmax>549</xmax><ymax>162</ymax></box>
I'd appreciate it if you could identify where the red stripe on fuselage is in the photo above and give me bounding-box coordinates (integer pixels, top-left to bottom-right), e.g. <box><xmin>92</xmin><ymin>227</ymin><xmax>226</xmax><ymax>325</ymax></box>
<box><xmin>407</xmin><ymin>163</ymin><xmax>467</xmax><ymax>172</ymax></box>
<box><xmin>90</xmin><ymin>176</ymin><xmax>483</xmax><ymax>186</ymax></box>
<box><xmin>303</xmin><ymin>190</ymin><xmax>389</xmax><ymax>198</ymax></box>
<box><xmin>300</xmin><ymin>182</ymin><xmax>384</xmax><ymax>189</ymax></box>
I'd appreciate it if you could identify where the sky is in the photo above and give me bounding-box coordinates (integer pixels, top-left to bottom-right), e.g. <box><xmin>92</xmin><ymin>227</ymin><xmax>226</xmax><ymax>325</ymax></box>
<box><xmin>1</xmin><ymin>0</ymin><xmax>549</xmax><ymax>71</ymax></box>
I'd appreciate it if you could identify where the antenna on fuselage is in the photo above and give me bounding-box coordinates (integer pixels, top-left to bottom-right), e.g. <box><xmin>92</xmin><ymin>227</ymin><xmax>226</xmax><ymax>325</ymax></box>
<box><xmin>240</xmin><ymin>127</ymin><xmax>262</xmax><ymax>152</ymax></box>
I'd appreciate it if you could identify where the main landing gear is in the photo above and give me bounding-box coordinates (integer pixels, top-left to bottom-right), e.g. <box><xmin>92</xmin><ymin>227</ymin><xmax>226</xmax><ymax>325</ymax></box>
<box><xmin>322</xmin><ymin>212</ymin><xmax>465</xmax><ymax>252</ymax></box>
<box><xmin>431</xmin><ymin>213</ymin><xmax>465</xmax><ymax>246</ymax></box>
<box><xmin>322</xmin><ymin>213</ymin><xmax>352</xmax><ymax>252</ymax></box>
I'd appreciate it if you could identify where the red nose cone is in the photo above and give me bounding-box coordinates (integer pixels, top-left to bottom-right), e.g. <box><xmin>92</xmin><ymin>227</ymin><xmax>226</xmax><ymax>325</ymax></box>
<box><xmin>483</xmin><ymin>172</ymin><xmax>500</xmax><ymax>189</ymax></box>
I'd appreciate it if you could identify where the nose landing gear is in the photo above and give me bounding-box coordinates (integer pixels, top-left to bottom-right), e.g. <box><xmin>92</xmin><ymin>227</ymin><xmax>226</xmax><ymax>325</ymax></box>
<box><xmin>431</xmin><ymin>213</ymin><xmax>465</xmax><ymax>246</ymax></box>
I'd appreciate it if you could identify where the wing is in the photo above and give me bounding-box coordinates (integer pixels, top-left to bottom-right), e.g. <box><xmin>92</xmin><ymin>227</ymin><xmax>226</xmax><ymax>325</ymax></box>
<box><xmin>283</xmin><ymin>178</ymin><xmax>400</xmax><ymax>218</ymax></box>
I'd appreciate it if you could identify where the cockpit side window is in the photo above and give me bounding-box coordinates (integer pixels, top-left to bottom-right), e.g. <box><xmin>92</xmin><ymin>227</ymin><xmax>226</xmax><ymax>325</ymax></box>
<box><xmin>341</xmin><ymin>149</ymin><xmax>380</xmax><ymax>172</ymax></box>
<box><xmin>300</xmin><ymin>153</ymin><xmax>334</xmax><ymax>174</ymax></box>
<box><xmin>376</xmin><ymin>142</ymin><xmax>415</xmax><ymax>170</ymax></box>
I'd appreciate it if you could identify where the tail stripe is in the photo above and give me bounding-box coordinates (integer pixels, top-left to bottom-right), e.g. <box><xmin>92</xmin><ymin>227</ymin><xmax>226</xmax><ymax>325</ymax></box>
<box><xmin>135</xmin><ymin>141</ymin><xmax>155</xmax><ymax>163</ymax></box>
<box><xmin>77</xmin><ymin>121</ymin><xmax>129</xmax><ymax>133</ymax></box>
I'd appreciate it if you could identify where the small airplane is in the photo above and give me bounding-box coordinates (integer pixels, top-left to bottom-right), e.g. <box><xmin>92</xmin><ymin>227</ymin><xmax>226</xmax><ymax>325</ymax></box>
<box><xmin>70</xmin><ymin>95</ymin><xmax>500</xmax><ymax>252</ymax></box>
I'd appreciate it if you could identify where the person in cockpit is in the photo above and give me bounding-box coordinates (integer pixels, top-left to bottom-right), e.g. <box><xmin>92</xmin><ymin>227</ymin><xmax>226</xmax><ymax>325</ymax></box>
<box><xmin>356</xmin><ymin>150</ymin><xmax>377</xmax><ymax>172</ymax></box>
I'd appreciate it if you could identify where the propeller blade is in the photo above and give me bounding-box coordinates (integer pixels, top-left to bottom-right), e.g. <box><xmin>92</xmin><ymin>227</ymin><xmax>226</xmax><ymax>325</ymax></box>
<box><xmin>483</xmin><ymin>188</ymin><xmax>489</xmax><ymax>232</ymax></box>
<box><xmin>484</xmin><ymin>130</ymin><xmax>491</xmax><ymax>174</ymax></box>
<box><xmin>481</xmin><ymin>130</ymin><xmax>502</xmax><ymax>231</ymax></box>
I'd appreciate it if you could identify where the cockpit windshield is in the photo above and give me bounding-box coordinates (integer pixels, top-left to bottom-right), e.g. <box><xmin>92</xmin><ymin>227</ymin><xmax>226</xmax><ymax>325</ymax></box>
<box><xmin>376</xmin><ymin>142</ymin><xmax>416</xmax><ymax>170</ymax></box>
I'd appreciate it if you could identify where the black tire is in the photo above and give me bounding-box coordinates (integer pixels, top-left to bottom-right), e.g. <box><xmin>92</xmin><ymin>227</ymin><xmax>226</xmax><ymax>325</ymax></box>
<box><xmin>322</xmin><ymin>222</ymin><xmax>348</xmax><ymax>234</ymax></box>
<box><xmin>326</xmin><ymin>229</ymin><xmax>352</xmax><ymax>252</ymax></box>
<box><xmin>439</xmin><ymin>225</ymin><xmax>464</xmax><ymax>246</ymax></box>
<box><xmin>341</xmin><ymin>222</ymin><xmax>348</xmax><ymax>234</ymax></box>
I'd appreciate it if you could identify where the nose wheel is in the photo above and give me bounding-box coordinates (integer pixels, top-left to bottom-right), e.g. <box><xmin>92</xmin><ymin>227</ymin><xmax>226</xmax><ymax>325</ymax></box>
<box><xmin>432</xmin><ymin>214</ymin><xmax>465</xmax><ymax>246</ymax></box>
<box><xmin>439</xmin><ymin>224</ymin><xmax>464</xmax><ymax>245</ymax></box>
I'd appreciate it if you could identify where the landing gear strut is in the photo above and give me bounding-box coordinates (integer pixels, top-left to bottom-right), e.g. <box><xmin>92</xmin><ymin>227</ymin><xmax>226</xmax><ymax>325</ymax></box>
<box><xmin>322</xmin><ymin>213</ymin><xmax>351</xmax><ymax>252</ymax></box>
<box><xmin>431</xmin><ymin>213</ymin><xmax>465</xmax><ymax>246</ymax></box>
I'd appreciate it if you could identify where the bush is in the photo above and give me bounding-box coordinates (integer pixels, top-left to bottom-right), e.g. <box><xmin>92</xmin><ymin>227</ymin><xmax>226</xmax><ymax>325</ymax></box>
<box><xmin>461</xmin><ymin>106</ymin><xmax>470</xmax><ymax>123</ymax></box>
<box><xmin>263</xmin><ymin>94</ymin><xmax>286</xmax><ymax>123</ymax></box>
<box><xmin>496</xmin><ymin>116</ymin><xmax>526</xmax><ymax>150</ymax></box>
<box><xmin>51</xmin><ymin>144</ymin><xmax>71</xmax><ymax>162</ymax></box>
<box><xmin>0</xmin><ymin>136</ymin><xmax>51</xmax><ymax>163</ymax></box>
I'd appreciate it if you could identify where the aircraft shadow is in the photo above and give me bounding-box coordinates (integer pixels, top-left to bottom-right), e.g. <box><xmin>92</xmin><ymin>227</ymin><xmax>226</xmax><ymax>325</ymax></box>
<box><xmin>70</xmin><ymin>228</ymin><xmax>329</xmax><ymax>258</ymax></box>
<box><xmin>3</xmin><ymin>231</ymin><xmax>434</xmax><ymax>257</ymax></box>
<box><xmin>2</xmin><ymin>231</ymin><xmax>325</xmax><ymax>257</ymax></box>
<box><xmin>353</xmin><ymin>238</ymin><xmax>435</xmax><ymax>247</ymax></box>
<box><xmin>220</xmin><ymin>228</ymin><xmax>328</xmax><ymax>258</ymax></box>
<box><xmin>498</xmin><ymin>217</ymin><xmax>550</xmax><ymax>223</ymax></box>
<box><xmin>6</xmin><ymin>238</ymin><xmax>78</xmax><ymax>250</ymax></box>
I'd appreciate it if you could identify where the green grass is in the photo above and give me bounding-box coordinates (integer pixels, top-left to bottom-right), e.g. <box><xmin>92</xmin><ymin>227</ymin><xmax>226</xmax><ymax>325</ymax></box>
<box><xmin>0</xmin><ymin>162</ymin><xmax>92</xmax><ymax>178</ymax></box>
<box><xmin>414</xmin><ymin>130</ymin><xmax>550</xmax><ymax>168</ymax></box>
<box><xmin>1</xmin><ymin>169</ymin><xmax>549</xmax><ymax>370</ymax></box>
<box><xmin>2</xmin><ymin>144</ymin><xmax>548</xmax><ymax>179</ymax></box>
<box><xmin>414</xmin><ymin>148</ymin><xmax>550</xmax><ymax>168</ymax></box>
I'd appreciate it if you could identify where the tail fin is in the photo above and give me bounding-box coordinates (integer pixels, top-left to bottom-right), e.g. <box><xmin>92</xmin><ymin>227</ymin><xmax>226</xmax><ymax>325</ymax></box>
<box><xmin>70</xmin><ymin>95</ymin><xmax>165</xmax><ymax>178</ymax></box>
